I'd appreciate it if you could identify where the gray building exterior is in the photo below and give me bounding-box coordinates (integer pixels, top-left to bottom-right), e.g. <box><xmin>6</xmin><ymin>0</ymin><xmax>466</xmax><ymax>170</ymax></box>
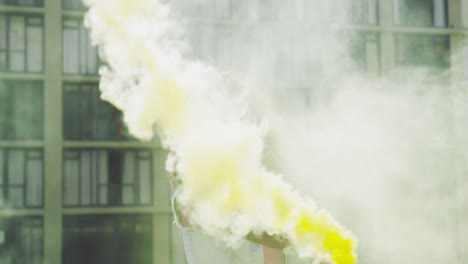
<box><xmin>1</xmin><ymin>0</ymin><xmax>468</xmax><ymax>263</ymax></box>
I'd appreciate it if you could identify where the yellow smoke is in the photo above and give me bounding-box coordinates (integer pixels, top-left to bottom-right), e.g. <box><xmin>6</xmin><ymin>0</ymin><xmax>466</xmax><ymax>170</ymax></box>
<box><xmin>84</xmin><ymin>0</ymin><xmax>357</xmax><ymax>263</ymax></box>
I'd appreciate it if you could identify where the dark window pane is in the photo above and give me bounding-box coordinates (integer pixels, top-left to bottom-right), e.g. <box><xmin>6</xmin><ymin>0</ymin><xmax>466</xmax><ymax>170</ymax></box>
<box><xmin>63</xmin><ymin>215</ymin><xmax>152</xmax><ymax>264</ymax></box>
<box><xmin>396</xmin><ymin>34</ymin><xmax>450</xmax><ymax>69</ymax></box>
<box><xmin>63</xmin><ymin>82</ymin><xmax>130</xmax><ymax>141</ymax></box>
<box><xmin>62</xmin><ymin>0</ymin><xmax>86</xmax><ymax>10</ymax></box>
<box><xmin>63</xmin><ymin>149</ymin><xmax>153</xmax><ymax>207</ymax></box>
<box><xmin>0</xmin><ymin>81</ymin><xmax>44</xmax><ymax>140</ymax></box>
<box><xmin>0</xmin><ymin>217</ymin><xmax>43</xmax><ymax>264</ymax></box>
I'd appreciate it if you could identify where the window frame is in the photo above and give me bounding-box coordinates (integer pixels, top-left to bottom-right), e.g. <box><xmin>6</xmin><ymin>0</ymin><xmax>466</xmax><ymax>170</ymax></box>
<box><xmin>0</xmin><ymin>12</ymin><xmax>44</xmax><ymax>73</ymax></box>
<box><xmin>393</xmin><ymin>0</ymin><xmax>448</xmax><ymax>28</ymax></box>
<box><xmin>62</xmin><ymin>17</ymin><xmax>100</xmax><ymax>76</ymax></box>
<box><xmin>62</xmin><ymin>82</ymin><xmax>130</xmax><ymax>141</ymax></box>
<box><xmin>61</xmin><ymin>0</ymin><xmax>86</xmax><ymax>11</ymax></box>
<box><xmin>0</xmin><ymin>148</ymin><xmax>44</xmax><ymax>209</ymax></box>
<box><xmin>0</xmin><ymin>216</ymin><xmax>44</xmax><ymax>264</ymax></box>
<box><xmin>62</xmin><ymin>148</ymin><xmax>154</xmax><ymax>208</ymax></box>
<box><xmin>0</xmin><ymin>80</ymin><xmax>44</xmax><ymax>140</ymax></box>
<box><xmin>0</xmin><ymin>0</ymin><xmax>43</xmax><ymax>7</ymax></box>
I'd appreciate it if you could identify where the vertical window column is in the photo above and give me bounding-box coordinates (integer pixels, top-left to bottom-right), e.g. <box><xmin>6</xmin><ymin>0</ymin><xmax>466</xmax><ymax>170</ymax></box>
<box><xmin>62</xmin><ymin>18</ymin><xmax>99</xmax><ymax>75</ymax></box>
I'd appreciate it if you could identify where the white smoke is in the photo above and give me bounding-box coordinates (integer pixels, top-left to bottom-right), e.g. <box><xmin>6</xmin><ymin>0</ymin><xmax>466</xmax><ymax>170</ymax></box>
<box><xmin>83</xmin><ymin>0</ymin><xmax>468</xmax><ymax>263</ymax></box>
<box><xmin>83</xmin><ymin>0</ymin><xmax>357</xmax><ymax>263</ymax></box>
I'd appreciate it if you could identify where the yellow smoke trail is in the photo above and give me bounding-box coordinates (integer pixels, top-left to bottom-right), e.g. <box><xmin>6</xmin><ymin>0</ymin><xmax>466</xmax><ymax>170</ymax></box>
<box><xmin>83</xmin><ymin>0</ymin><xmax>357</xmax><ymax>263</ymax></box>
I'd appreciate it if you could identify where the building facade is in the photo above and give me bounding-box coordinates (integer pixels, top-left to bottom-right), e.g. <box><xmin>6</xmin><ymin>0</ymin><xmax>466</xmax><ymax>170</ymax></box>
<box><xmin>0</xmin><ymin>0</ymin><xmax>468</xmax><ymax>263</ymax></box>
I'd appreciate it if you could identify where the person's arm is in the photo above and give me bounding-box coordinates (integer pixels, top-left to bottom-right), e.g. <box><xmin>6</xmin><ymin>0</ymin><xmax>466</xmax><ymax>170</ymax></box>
<box><xmin>246</xmin><ymin>232</ymin><xmax>286</xmax><ymax>264</ymax></box>
<box><xmin>263</xmin><ymin>246</ymin><xmax>283</xmax><ymax>264</ymax></box>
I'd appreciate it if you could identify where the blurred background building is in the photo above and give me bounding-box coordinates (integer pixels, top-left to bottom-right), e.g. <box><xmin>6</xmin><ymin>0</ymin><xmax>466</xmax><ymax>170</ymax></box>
<box><xmin>0</xmin><ymin>0</ymin><xmax>467</xmax><ymax>263</ymax></box>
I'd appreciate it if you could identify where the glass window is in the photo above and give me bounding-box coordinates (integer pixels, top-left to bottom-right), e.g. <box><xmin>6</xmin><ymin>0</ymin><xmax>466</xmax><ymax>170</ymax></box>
<box><xmin>63</xmin><ymin>215</ymin><xmax>152</xmax><ymax>264</ymax></box>
<box><xmin>395</xmin><ymin>34</ymin><xmax>450</xmax><ymax>69</ymax></box>
<box><xmin>0</xmin><ymin>81</ymin><xmax>44</xmax><ymax>140</ymax></box>
<box><xmin>63</xmin><ymin>18</ymin><xmax>99</xmax><ymax>75</ymax></box>
<box><xmin>0</xmin><ymin>14</ymin><xmax>43</xmax><ymax>73</ymax></box>
<box><xmin>350</xmin><ymin>0</ymin><xmax>378</xmax><ymax>25</ymax></box>
<box><xmin>62</xmin><ymin>0</ymin><xmax>86</xmax><ymax>10</ymax></box>
<box><xmin>394</xmin><ymin>0</ymin><xmax>447</xmax><ymax>27</ymax></box>
<box><xmin>0</xmin><ymin>0</ymin><xmax>43</xmax><ymax>7</ymax></box>
<box><xmin>0</xmin><ymin>149</ymin><xmax>43</xmax><ymax>208</ymax></box>
<box><xmin>0</xmin><ymin>217</ymin><xmax>43</xmax><ymax>264</ymax></box>
<box><xmin>63</xmin><ymin>83</ymin><xmax>130</xmax><ymax>141</ymax></box>
<box><xmin>63</xmin><ymin>149</ymin><xmax>153</xmax><ymax>207</ymax></box>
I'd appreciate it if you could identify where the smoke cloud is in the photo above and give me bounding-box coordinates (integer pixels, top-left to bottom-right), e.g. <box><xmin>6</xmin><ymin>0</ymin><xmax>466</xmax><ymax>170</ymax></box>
<box><xmin>83</xmin><ymin>0</ymin><xmax>358</xmax><ymax>263</ymax></box>
<box><xmin>83</xmin><ymin>0</ymin><xmax>468</xmax><ymax>263</ymax></box>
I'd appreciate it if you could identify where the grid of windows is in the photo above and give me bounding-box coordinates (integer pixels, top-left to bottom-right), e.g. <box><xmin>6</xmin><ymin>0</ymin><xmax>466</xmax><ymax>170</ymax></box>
<box><xmin>394</xmin><ymin>0</ymin><xmax>448</xmax><ymax>27</ymax></box>
<box><xmin>63</xmin><ymin>82</ymin><xmax>128</xmax><ymax>141</ymax></box>
<box><xmin>0</xmin><ymin>148</ymin><xmax>43</xmax><ymax>208</ymax></box>
<box><xmin>62</xmin><ymin>215</ymin><xmax>152</xmax><ymax>264</ymax></box>
<box><xmin>0</xmin><ymin>81</ymin><xmax>43</xmax><ymax>140</ymax></box>
<box><xmin>0</xmin><ymin>14</ymin><xmax>43</xmax><ymax>73</ymax></box>
<box><xmin>63</xmin><ymin>149</ymin><xmax>153</xmax><ymax>207</ymax></box>
<box><xmin>0</xmin><ymin>1</ymin><xmax>466</xmax><ymax>264</ymax></box>
<box><xmin>0</xmin><ymin>217</ymin><xmax>43</xmax><ymax>264</ymax></box>
<box><xmin>395</xmin><ymin>34</ymin><xmax>450</xmax><ymax>69</ymax></box>
<box><xmin>62</xmin><ymin>17</ymin><xmax>99</xmax><ymax>75</ymax></box>
<box><xmin>0</xmin><ymin>0</ymin><xmax>43</xmax><ymax>7</ymax></box>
